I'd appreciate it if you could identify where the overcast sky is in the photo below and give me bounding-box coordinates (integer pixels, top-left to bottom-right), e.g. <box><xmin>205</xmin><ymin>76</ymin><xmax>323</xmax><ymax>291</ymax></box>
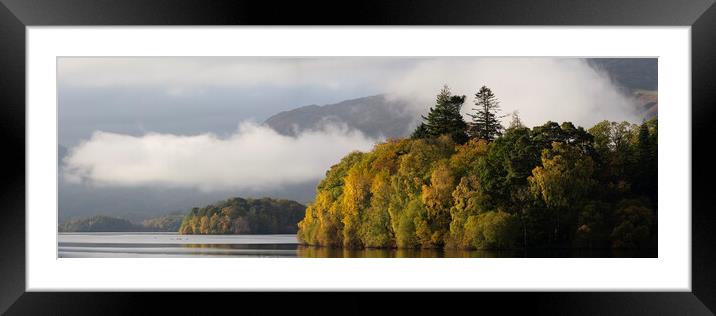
<box><xmin>58</xmin><ymin>57</ymin><xmax>421</xmax><ymax>146</ymax></box>
<box><xmin>59</xmin><ymin>57</ymin><xmax>642</xmax><ymax>194</ymax></box>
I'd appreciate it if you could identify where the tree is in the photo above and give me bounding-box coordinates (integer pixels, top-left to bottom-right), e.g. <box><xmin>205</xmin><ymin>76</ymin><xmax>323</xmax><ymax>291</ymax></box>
<box><xmin>530</xmin><ymin>121</ymin><xmax>565</xmax><ymax>150</ymax></box>
<box><xmin>341</xmin><ymin>163</ymin><xmax>372</xmax><ymax>248</ymax></box>
<box><xmin>359</xmin><ymin>171</ymin><xmax>393</xmax><ymax>248</ymax></box>
<box><xmin>634</xmin><ymin>120</ymin><xmax>658</xmax><ymax>203</ymax></box>
<box><xmin>412</xmin><ymin>85</ymin><xmax>469</xmax><ymax>144</ymax></box>
<box><xmin>396</xmin><ymin>198</ymin><xmax>423</xmax><ymax>248</ymax></box>
<box><xmin>200</xmin><ymin>216</ymin><xmax>210</xmax><ymax>234</ymax></box>
<box><xmin>508</xmin><ymin>111</ymin><xmax>524</xmax><ymax>129</ymax></box>
<box><xmin>528</xmin><ymin>142</ymin><xmax>596</xmax><ymax>243</ymax></box>
<box><xmin>610</xmin><ymin>199</ymin><xmax>654</xmax><ymax>248</ymax></box>
<box><xmin>448</xmin><ymin>175</ymin><xmax>487</xmax><ymax>248</ymax></box>
<box><xmin>587</xmin><ymin>120</ymin><xmax>640</xmax><ymax>197</ymax></box>
<box><xmin>475</xmin><ymin>126</ymin><xmax>538</xmax><ymax>212</ymax></box>
<box><xmin>411</xmin><ymin>122</ymin><xmax>429</xmax><ymax>139</ymax></box>
<box><xmin>574</xmin><ymin>201</ymin><xmax>610</xmax><ymax>248</ymax></box>
<box><xmin>468</xmin><ymin>85</ymin><xmax>504</xmax><ymax>141</ymax></box>
<box><xmin>560</xmin><ymin>122</ymin><xmax>595</xmax><ymax>156</ymax></box>
<box><xmin>463</xmin><ymin>211</ymin><xmax>520</xmax><ymax>249</ymax></box>
<box><xmin>181</xmin><ymin>198</ymin><xmax>306</xmax><ymax>236</ymax></box>
<box><xmin>421</xmin><ymin>162</ymin><xmax>455</xmax><ymax>246</ymax></box>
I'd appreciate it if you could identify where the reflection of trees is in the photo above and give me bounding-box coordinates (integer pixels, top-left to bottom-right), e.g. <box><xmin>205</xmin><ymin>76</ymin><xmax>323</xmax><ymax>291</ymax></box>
<box><xmin>295</xmin><ymin>245</ymin><xmax>521</xmax><ymax>258</ymax></box>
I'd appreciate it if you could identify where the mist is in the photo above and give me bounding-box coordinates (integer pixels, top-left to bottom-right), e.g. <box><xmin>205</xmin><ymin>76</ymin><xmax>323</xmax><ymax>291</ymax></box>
<box><xmin>385</xmin><ymin>58</ymin><xmax>640</xmax><ymax>128</ymax></box>
<box><xmin>63</xmin><ymin>122</ymin><xmax>379</xmax><ymax>192</ymax></box>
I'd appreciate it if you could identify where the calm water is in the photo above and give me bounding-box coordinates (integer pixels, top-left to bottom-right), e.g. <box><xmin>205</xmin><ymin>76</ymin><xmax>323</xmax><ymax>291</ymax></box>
<box><xmin>58</xmin><ymin>232</ymin><xmax>655</xmax><ymax>258</ymax></box>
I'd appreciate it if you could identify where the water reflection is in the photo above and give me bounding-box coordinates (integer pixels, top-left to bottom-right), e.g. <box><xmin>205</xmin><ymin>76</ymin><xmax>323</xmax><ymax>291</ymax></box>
<box><xmin>296</xmin><ymin>245</ymin><xmax>656</xmax><ymax>258</ymax></box>
<box><xmin>58</xmin><ymin>233</ymin><xmax>656</xmax><ymax>258</ymax></box>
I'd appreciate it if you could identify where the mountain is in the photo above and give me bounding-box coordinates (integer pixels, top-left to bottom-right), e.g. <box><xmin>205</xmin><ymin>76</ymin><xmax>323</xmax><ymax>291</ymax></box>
<box><xmin>587</xmin><ymin>58</ymin><xmax>658</xmax><ymax>118</ymax></box>
<box><xmin>587</xmin><ymin>58</ymin><xmax>657</xmax><ymax>91</ymax></box>
<box><xmin>264</xmin><ymin>94</ymin><xmax>416</xmax><ymax>139</ymax></box>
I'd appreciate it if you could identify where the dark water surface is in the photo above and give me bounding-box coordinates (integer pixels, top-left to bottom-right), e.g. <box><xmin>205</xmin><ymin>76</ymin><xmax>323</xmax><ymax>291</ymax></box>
<box><xmin>58</xmin><ymin>232</ymin><xmax>655</xmax><ymax>258</ymax></box>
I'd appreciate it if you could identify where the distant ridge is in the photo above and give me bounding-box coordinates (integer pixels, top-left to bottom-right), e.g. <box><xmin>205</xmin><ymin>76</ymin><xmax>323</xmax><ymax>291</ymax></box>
<box><xmin>264</xmin><ymin>94</ymin><xmax>416</xmax><ymax>139</ymax></box>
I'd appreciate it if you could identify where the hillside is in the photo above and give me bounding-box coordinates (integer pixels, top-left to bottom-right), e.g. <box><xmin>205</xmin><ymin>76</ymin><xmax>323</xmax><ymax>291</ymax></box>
<box><xmin>59</xmin><ymin>215</ymin><xmax>145</xmax><ymax>232</ymax></box>
<box><xmin>264</xmin><ymin>94</ymin><xmax>415</xmax><ymax>139</ymax></box>
<box><xmin>586</xmin><ymin>58</ymin><xmax>657</xmax><ymax>91</ymax></box>
<box><xmin>179</xmin><ymin>197</ymin><xmax>306</xmax><ymax>234</ymax></box>
<box><xmin>59</xmin><ymin>213</ymin><xmax>184</xmax><ymax>232</ymax></box>
<box><xmin>587</xmin><ymin>58</ymin><xmax>658</xmax><ymax>119</ymax></box>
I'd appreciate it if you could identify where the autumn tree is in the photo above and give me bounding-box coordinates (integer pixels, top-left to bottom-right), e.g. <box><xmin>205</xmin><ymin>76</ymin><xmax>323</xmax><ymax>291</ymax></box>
<box><xmin>359</xmin><ymin>171</ymin><xmax>393</xmax><ymax>247</ymax></box>
<box><xmin>463</xmin><ymin>211</ymin><xmax>520</xmax><ymax>249</ymax></box>
<box><xmin>448</xmin><ymin>175</ymin><xmax>487</xmax><ymax>248</ymax></box>
<box><xmin>528</xmin><ymin>142</ymin><xmax>596</xmax><ymax>243</ymax></box>
<box><xmin>421</xmin><ymin>162</ymin><xmax>455</xmax><ymax>247</ymax></box>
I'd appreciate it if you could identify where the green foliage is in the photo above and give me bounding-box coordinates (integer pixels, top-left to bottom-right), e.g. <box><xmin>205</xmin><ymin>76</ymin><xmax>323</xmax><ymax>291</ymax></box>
<box><xmin>463</xmin><ymin>211</ymin><xmax>520</xmax><ymax>249</ymax></box>
<box><xmin>635</xmin><ymin>119</ymin><xmax>658</xmax><ymax>202</ymax></box>
<box><xmin>142</xmin><ymin>213</ymin><xmax>184</xmax><ymax>232</ymax></box>
<box><xmin>412</xmin><ymin>85</ymin><xmax>469</xmax><ymax>144</ymax></box>
<box><xmin>410</xmin><ymin>122</ymin><xmax>429</xmax><ymax>139</ymax></box>
<box><xmin>59</xmin><ymin>216</ymin><xmax>143</xmax><ymax>232</ymax></box>
<box><xmin>421</xmin><ymin>162</ymin><xmax>454</xmax><ymax>247</ymax></box>
<box><xmin>610</xmin><ymin>198</ymin><xmax>654</xmax><ymax>248</ymax></box>
<box><xmin>359</xmin><ymin>171</ymin><xmax>394</xmax><ymax>248</ymax></box>
<box><xmin>59</xmin><ymin>213</ymin><xmax>185</xmax><ymax>232</ymax></box>
<box><xmin>528</xmin><ymin>142</ymin><xmax>596</xmax><ymax>242</ymax></box>
<box><xmin>468</xmin><ymin>86</ymin><xmax>504</xmax><ymax>141</ymax></box>
<box><xmin>574</xmin><ymin>201</ymin><xmax>611</xmax><ymax>248</ymax></box>
<box><xmin>179</xmin><ymin>197</ymin><xmax>306</xmax><ymax>235</ymax></box>
<box><xmin>297</xmin><ymin>90</ymin><xmax>657</xmax><ymax>250</ymax></box>
<box><xmin>448</xmin><ymin>175</ymin><xmax>487</xmax><ymax>248</ymax></box>
<box><xmin>397</xmin><ymin>198</ymin><xmax>424</xmax><ymax>248</ymax></box>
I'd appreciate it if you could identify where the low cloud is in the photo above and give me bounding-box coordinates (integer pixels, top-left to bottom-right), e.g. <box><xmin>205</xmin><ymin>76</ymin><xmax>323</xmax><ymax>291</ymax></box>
<box><xmin>386</xmin><ymin>58</ymin><xmax>640</xmax><ymax>128</ymax></box>
<box><xmin>63</xmin><ymin>122</ymin><xmax>378</xmax><ymax>192</ymax></box>
<box><xmin>59</xmin><ymin>57</ymin><xmax>642</xmax><ymax>129</ymax></box>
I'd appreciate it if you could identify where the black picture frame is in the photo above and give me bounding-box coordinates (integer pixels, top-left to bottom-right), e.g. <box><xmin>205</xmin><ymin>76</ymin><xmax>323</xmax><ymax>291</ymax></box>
<box><xmin>1</xmin><ymin>0</ymin><xmax>714</xmax><ymax>314</ymax></box>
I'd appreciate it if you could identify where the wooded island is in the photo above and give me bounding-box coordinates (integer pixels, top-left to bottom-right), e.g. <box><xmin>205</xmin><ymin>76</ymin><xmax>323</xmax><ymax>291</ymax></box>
<box><xmin>297</xmin><ymin>86</ymin><xmax>657</xmax><ymax>250</ymax></box>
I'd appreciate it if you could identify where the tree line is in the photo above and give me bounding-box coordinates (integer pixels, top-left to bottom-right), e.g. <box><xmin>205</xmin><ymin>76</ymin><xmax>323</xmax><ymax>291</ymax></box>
<box><xmin>179</xmin><ymin>197</ymin><xmax>306</xmax><ymax>234</ymax></box>
<box><xmin>59</xmin><ymin>213</ymin><xmax>184</xmax><ymax>232</ymax></box>
<box><xmin>298</xmin><ymin>85</ymin><xmax>657</xmax><ymax>250</ymax></box>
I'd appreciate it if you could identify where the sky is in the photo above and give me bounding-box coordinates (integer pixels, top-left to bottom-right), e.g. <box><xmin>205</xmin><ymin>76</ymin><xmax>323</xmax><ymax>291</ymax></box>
<box><xmin>58</xmin><ymin>57</ymin><xmax>648</xmax><ymax>219</ymax></box>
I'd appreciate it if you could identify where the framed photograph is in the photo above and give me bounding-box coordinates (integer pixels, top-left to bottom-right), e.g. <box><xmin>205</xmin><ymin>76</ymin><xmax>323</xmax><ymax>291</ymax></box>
<box><xmin>1</xmin><ymin>0</ymin><xmax>715</xmax><ymax>314</ymax></box>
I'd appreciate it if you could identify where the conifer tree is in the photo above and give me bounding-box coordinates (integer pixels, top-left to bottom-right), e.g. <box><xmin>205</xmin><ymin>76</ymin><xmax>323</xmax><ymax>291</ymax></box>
<box><xmin>412</xmin><ymin>85</ymin><xmax>468</xmax><ymax>144</ymax></box>
<box><xmin>468</xmin><ymin>85</ymin><xmax>504</xmax><ymax>141</ymax></box>
<box><xmin>410</xmin><ymin>122</ymin><xmax>429</xmax><ymax>139</ymax></box>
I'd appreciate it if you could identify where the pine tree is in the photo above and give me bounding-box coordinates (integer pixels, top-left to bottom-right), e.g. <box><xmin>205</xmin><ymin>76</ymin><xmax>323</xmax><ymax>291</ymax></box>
<box><xmin>410</xmin><ymin>123</ymin><xmax>429</xmax><ymax>139</ymax></box>
<box><xmin>468</xmin><ymin>85</ymin><xmax>504</xmax><ymax>141</ymax></box>
<box><xmin>412</xmin><ymin>85</ymin><xmax>468</xmax><ymax>144</ymax></box>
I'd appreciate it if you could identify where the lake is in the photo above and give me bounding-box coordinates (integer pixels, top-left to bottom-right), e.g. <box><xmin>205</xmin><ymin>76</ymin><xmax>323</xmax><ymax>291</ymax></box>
<box><xmin>58</xmin><ymin>232</ymin><xmax>656</xmax><ymax>258</ymax></box>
